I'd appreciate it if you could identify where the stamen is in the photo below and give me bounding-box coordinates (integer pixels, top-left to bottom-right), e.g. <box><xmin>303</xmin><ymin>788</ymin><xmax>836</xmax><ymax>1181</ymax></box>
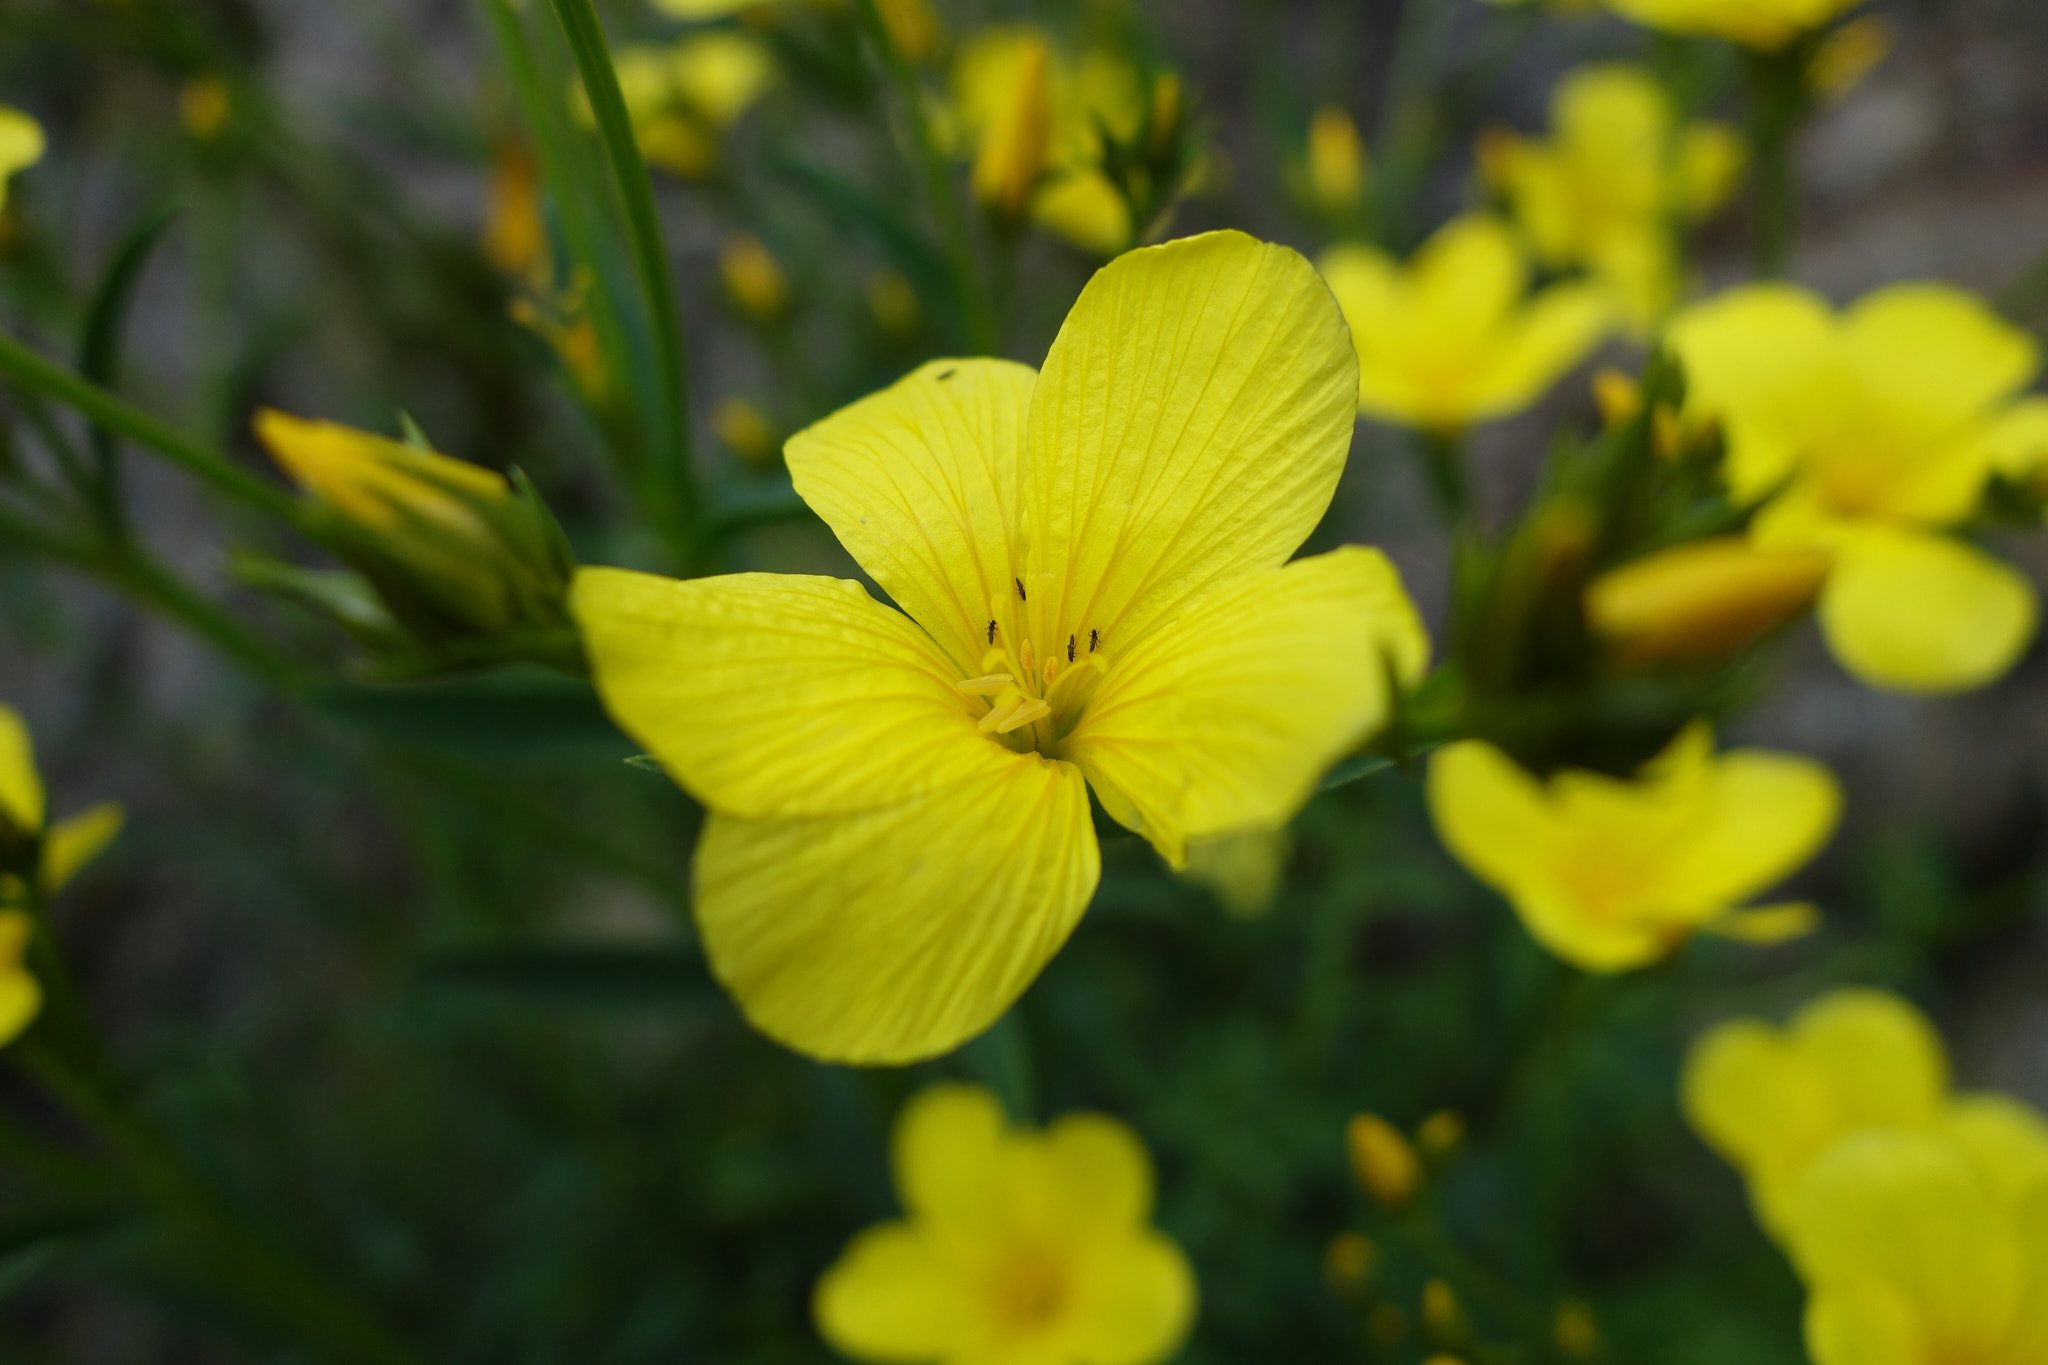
<box><xmin>995</xmin><ymin>699</ymin><xmax>1051</xmax><ymax>734</ymax></box>
<box><xmin>955</xmin><ymin>674</ymin><xmax>1015</xmax><ymax>695</ymax></box>
<box><xmin>978</xmin><ymin>696</ymin><xmax>1024</xmax><ymax>733</ymax></box>
<box><xmin>1042</xmin><ymin>657</ymin><xmax>1061</xmax><ymax>687</ymax></box>
<box><xmin>1019</xmin><ymin>638</ymin><xmax>1036</xmax><ymax>679</ymax></box>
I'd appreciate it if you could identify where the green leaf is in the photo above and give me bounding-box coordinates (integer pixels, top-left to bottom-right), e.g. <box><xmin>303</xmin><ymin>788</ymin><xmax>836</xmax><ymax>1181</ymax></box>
<box><xmin>77</xmin><ymin>203</ymin><xmax>183</xmax><ymax>533</ymax></box>
<box><xmin>1320</xmin><ymin>754</ymin><xmax>1397</xmax><ymax>790</ymax></box>
<box><xmin>416</xmin><ymin>944</ymin><xmax>713</xmax><ymax>1010</ymax></box>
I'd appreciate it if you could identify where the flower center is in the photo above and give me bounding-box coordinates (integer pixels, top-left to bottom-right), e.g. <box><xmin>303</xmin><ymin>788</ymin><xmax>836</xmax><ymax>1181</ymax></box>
<box><xmin>954</xmin><ymin>616</ymin><xmax>1107</xmax><ymax>755</ymax></box>
<box><xmin>986</xmin><ymin>1247</ymin><xmax>1071</xmax><ymax>1338</ymax></box>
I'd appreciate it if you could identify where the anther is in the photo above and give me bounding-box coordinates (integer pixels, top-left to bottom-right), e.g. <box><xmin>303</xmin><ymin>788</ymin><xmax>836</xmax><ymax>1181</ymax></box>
<box><xmin>955</xmin><ymin>674</ymin><xmax>1014</xmax><ymax>695</ymax></box>
<box><xmin>995</xmin><ymin>699</ymin><xmax>1051</xmax><ymax>734</ymax></box>
<box><xmin>977</xmin><ymin>697</ymin><xmax>1023</xmax><ymax>733</ymax></box>
<box><xmin>1019</xmin><ymin>638</ymin><xmax>1036</xmax><ymax>679</ymax></box>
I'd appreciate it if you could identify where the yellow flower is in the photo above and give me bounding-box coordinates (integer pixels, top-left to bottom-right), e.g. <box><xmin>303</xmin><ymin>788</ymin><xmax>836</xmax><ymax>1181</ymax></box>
<box><xmin>711</xmin><ymin>396</ymin><xmax>779</xmax><ymax>463</ymax></box>
<box><xmin>179</xmin><ymin>77</ymin><xmax>232</xmax><ymax>140</ymax></box>
<box><xmin>1807</xmin><ymin>16</ymin><xmax>1892</xmax><ymax>99</ymax></box>
<box><xmin>1684</xmin><ymin>989</ymin><xmax>1949</xmax><ymax>1231</ymax></box>
<box><xmin>1781</xmin><ymin>1119</ymin><xmax>2048</xmax><ymax>1365</ymax></box>
<box><xmin>865</xmin><ymin>266</ymin><xmax>920</xmax><ymax>337</ymax></box>
<box><xmin>571</xmin><ymin>232</ymin><xmax>1429</xmax><ymax>1063</ymax></box>
<box><xmin>1427</xmin><ymin>723</ymin><xmax>1839</xmax><ymax>972</ymax></box>
<box><xmin>1585</xmin><ymin>535</ymin><xmax>1833</xmax><ymax>667</ymax></box>
<box><xmin>1668</xmin><ymin>283</ymin><xmax>2045</xmax><ymax>693</ymax></box>
<box><xmin>595</xmin><ymin>34</ymin><xmax>774</xmax><ymax>179</ymax></box>
<box><xmin>1319</xmin><ymin>215</ymin><xmax>1611</xmax><ymax>434</ymax></box>
<box><xmin>1304</xmin><ymin>105</ymin><xmax>1369</xmax><ymax>216</ymax></box>
<box><xmin>1482</xmin><ymin>64</ymin><xmax>1743</xmax><ymax>335</ymax></box>
<box><xmin>1604</xmin><ymin>0</ymin><xmax>1866</xmax><ymax>50</ymax></box>
<box><xmin>719</xmin><ymin>233</ymin><xmax>790</xmax><ymax>321</ymax></box>
<box><xmin>255</xmin><ymin>411</ymin><xmax>574</xmax><ymax>639</ymax></box>
<box><xmin>815</xmin><ymin>1084</ymin><xmax>1195</xmax><ymax>1365</ymax></box>
<box><xmin>482</xmin><ymin>139</ymin><xmax>549</xmax><ymax>284</ymax></box>
<box><xmin>951</xmin><ymin>28</ymin><xmax>1148</xmax><ymax>255</ymax></box>
<box><xmin>875</xmin><ymin>0</ymin><xmax>943</xmax><ymax>67</ymax></box>
<box><xmin>0</xmin><ymin>106</ymin><xmax>46</xmax><ymax>213</ymax></box>
<box><xmin>649</xmin><ymin>0</ymin><xmax>767</xmax><ymax>17</ymax></box>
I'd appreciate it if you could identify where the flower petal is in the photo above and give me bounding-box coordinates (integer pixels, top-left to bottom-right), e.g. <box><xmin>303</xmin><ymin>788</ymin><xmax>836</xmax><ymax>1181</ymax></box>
<box><xmin>813</xmin><ymin>1223</ymin><xmax>977</xmax><ymax>1362</ymax></box>
<box><xmin>1021</xmin><ymin>230</ymin><xmax>1358</xmax><ymax>660</ymax></box>
<box><xmin>1785</xmin><ymin>1130</ymin><xmax>2026</xmax><ymax>1359</ymax></box>
<box><xmin>1654</xmin><ymin>749</ymin><xmax>1840</xmax><ymax>908</ymax></box>
<box><xmin>1939</xmin><ymin>1095</ymin><xmax>2048</xmax><ymax>1205</ymax></box>
<box><xmin>42</xmin><ymin>802</ymin><xmax>122</xmax><ymax>893</ymax></box>
<box><xmin>893</xmin><ymin>1083</ymin><xmax>1010</xmax><ymax>1233</ymax></box>
<box><xmin>572</xmin><ymin>567</ymin><xmax>989</xmax><ymax>818</ymax></box>
<box><xmin>1068</xmin><ymin>1231</ymin><xmax>1198</xmax><ymax>1365</ymax></box>
<box><xmin>784</xmin><ymin>359</ymin><xmax>1037</xmax><ymax>673</ymax></box>
<box><xmin>1424</xmin><ymin>740</ymin><xmax>1555</xmax><ymax>899</ymax></box>
<box><xmin>1843</xmin><ymin>284</ymin><xmax>2040</xmax><ymax>443</ymax></box>
<box><xmin>1668</xmin><ymin>284</ymin><xmax>1841</xmax><ymax>504</ymax></box>
<box><xmin>1468</xmin><ymin>280</ymin><xmax>1611</xmax><ymax>421</ymax></box>
<box><xmin>693</xmin><ymin>752</ymin><xmax>1097</xmax><ymax>1064</ymax></box>
<box><xmin>1035</xmin><ymin>1113</ymin><xmax>1155</xmax><ymax>1239</ymax></box>
<box><xmin>1817</xmin><ymin>530</ymin><xmax>2038</xmax><ymax>694</ymax></box>
<box><xmin>0</xmin><ymin>706</ymin><xmax>44</xmax><ymax>835</ymax></box>
<box><xmin>1062</xmin><ymin>547</ymin><xmax>1426</xmax><ymax>867</ymax></box>
<box><xmin>0</xmin><ymin>914</ymin><xmax>38</xmax><ymax>1049</ymax></box>
<box><xmin>1805</xmin><ymin>1283</ymin><xmax>1925</xmax><ymax>1365</ymax></box>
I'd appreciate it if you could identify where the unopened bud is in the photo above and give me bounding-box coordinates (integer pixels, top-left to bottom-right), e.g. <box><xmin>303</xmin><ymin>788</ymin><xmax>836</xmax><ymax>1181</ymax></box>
<box><xmin>1306</xmin><ymin>105</ymin><xmax>1367</xmax><ymax>213</ymax></box>
<box><xmin>876</xmin><ymin>0</ymin><xmax>942</xmax><ymax>66</ymax></box>
<box><xmin>971</xmin><ymin>36</ymin><xmax>1050</xmax><ymax>218</ymax></box>
<box><xmin>1324</xmin><ymin>1231</ymin><xmax>1378</xmax><ymax>1296</ymax></box>
<box><xmin>1422</xmin><ymin>1278</ymin><xmax>1467</xmax><ymax>1348</ymax></box>
<box><xmin>1555</xmin><ymin>1298</ymin><xmax>1603</xmax><ymax>1358</ymax></box>
<box><xmin>180</xmin><ymin>77</ymin><xmax>232</xmax><ymax>141</ymax></box>
<box><xmin>1808</xmin><ymin>17</ymin><xmax>1892</xmax><ymax>101</ymax></box>
<box><xmin>865</xmin><ymin>267</ymin><xmax>920</xmax><ymax>337</ymax></box>
<box><xmin>721</xmin><ymin>234</ymin><xmax>790</xmax><ymax>323</ymax></box>
<box><xmin>1586</xmin><ymin>536</ymin><xmax>1832</xmax><ymax>668</ymax></box>
<box><xmin>1591</xmin><ymin>368</ymin><xmax>1643</xmax><ymax>428</ymax></box>
<box><xmin>1415</xmin><ymin>1110</ymin><xmax>1464</xmax><ymax>1160</ymax></box>
<box><xmin>1347</xmin><ymin>1113</ymin><xmax>1422</xmax><ymax>1211</ymax></box>
<box><xmin>1369</xmin><ymin>1303</ymin><xmax>1408</xmax><ymax>1345</ymax></box>
<box><xmin>712</xmin><ymin>397</ymin><xmax>781</xmax><ymax>465</ymax></box>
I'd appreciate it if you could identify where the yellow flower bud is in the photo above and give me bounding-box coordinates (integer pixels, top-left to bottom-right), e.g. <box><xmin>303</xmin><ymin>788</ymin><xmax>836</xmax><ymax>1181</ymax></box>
<box><xmin>1306</xmin><ymin>104</ymin><xmax>1367</xmax><ymax>214</ymax></box>
<box><xmin>1807</xmin><ymin>16</ymin><xmax>1892</xmax><ymax>100</ymax></box>
<box><xmin>0</xmin><ymin>106</ymin><xmax>46</xmax><ymax>215</ymax></box>
<box><xmin>864</xmin><ymin>266</ymin><xmax>920</xmax><ymax>337</ymax></box>
<box><xmin>712</xmin><ymin>397</ymin><xmax>780</xmax><ymax>464</ymax></box>
<box><xmin>482</xmin><ymin>139</ymin><xmax>548</xmax><ymax>284</ymax></box>
<box><xmin>1324</xmin><ymin>1231</ymin><xmax>1378</xmax><ymax>1296</ymax></box>
<box><xmin>1554</xmin><ymin>1298</ymin><xmax>1602</xmax><ymax>1357</ymax></box>
<box><xmin>1591</xmin><ymin>367</ymin><xmax>1643</xmax><ymax>428</ymax></box>
<box><xmin>179</xmin><ymin>77</ymin><xmax>232</xmax><ymax>140</ymax></box>
<box><xmin>1586</xmin><ymin>536</ymin><xmax>1832</xmax><ymax>667</ymax></box>
<box><xmin>971</xmin><ymin>35</ymin><xmax>1050</xmax><ymax>217</ymax></box>
<box><xmin>876</xmin><ymin>0</ymin><xmax>942</xmax><ymax>66</ymax></box>
<box><xmin>720</xmin><ymin>234</ymin><xmax>790</xmax><ymax>323</ymax></box>
<box><xmin>1347</xmin><ymin>1113</ymin><xmax>1422</xmax><ymax>1210</ymax></box>
<box><xmin>1421</xmin><ymin>1278</ymin><xmax>1467</xmax><ymax>1348</ymax></box>
<box><xmin>1415</xmin><ymin>1110</ymin><xmax>1465</xmax><ymax>1160</ymax></box>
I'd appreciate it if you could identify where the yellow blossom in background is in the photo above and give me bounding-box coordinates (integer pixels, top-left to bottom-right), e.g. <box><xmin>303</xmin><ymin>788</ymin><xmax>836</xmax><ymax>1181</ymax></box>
<box><xmin>255</xmin><ymin>411</ymin><xmax>574</xmax><ymax>638</ymax></box>
<box><xmin>1604</xmin><ymin>0</ymin><xmax>1866</xmax><ymax>50</ymax></box>
<box><xmin>951</xmin><ymin>27</ymin><xmax>1150</xmax><ymax>255</ymax></box>
<box><xmin>1325</xmin><ymin>1232</ymin><xmax>1379</xmax><ymax>1294</ymax></box>
<box><xmin>0</xmin><ymin>106</ymin><xmax>46</xmax><ymax>214</ymax></box>
<box><xmin>1319</xmin><ymin>215</ymin><xmax>1611</xmax><ymax>433</ymax></box>
<box><xmin>0</xmin><ymin>914</ymin><xmax>38</xmax><ymax>1049</ymax></box>
<box><xmin>1415</xmin><ymin>1110</ymin><xmax>1464</xmax><ymax>1160</ymax></box>
<box><xmin>1782</xmin><ymin>1122</ymin><xmax>2048</xmax><ymax>1365</ymax></box>
<box><xmin>814</xmin><ymin>1084</ymin><xmax>1196</xmax><ymax>1365</ymax></box>
<box><xmin>1669</xmin><ymin>283</ymin><xmax>2046</xmax><ymax>693</ymax></box>
<box><xmin>1554</xmin><ymin>1299</ymin><xmax>1603</xmax><ymax>1357</ymax></box>
<box><xmin>482</xmin><ymin>139</ymin><xmax>549</xmax><ymax>284</ymax></box>
<box><xmin>1347</xmin><ymin>1113</ymin><xmax>1422</xmax><ymax>1210</ymax></box>
<box><xmin>179</xmin><ymin>77</ymin><xmax>232</xmax><ymax>140</ymax></box>
<box><xmin>572</xmin><ymin>232</ymin><xmax>1429</xmax><ymax>1062</ymax></box>
<box><xmin>1177</xmin><ymin>826</ymin><xmax>1290</xmax><ymax>917</ymax></box>
<box><xmin>711</xmin><ymin>396</ymin><xmax>779</xmax><ymax>463</ymax></box>
<box><xmin>595</xmin><ymin>33</ymin><xmax>774</xmax><ymax>178</ymax></box>
<box><xmin>649</xmin><ymin>0</ymin><xmax>768</xmax><ymax>17</ymax></box>
<box><xmin>864</xmin><ymin>266</ymin><xmax>920</xmax><ymax>336</ymax></box>
<box><xmin>875</xmin><ymin>0</ymin><xmax>942</xmax><ymax>66</ymax></box>
<box><xmin>1428</xmin><ymin>723</ymin><xmax>1839</xmax><ymax>972</ymax></box>
<box><xmin>1481</xmin><ymin>64</ymin><xmax>1743</xmax><ymax>335</ymax></box>
<box><xmin>719</xmin><ymin>234</ymin><xmax>790</xmax><ymax>322</ymax></box>
<box><xmin>1304</xmin><ymin>104</ymin><xmax>1369</xmax><ymax>216</ymax></box>
<box><xmin>1807</xmin><ymin>16</ymin><xmax>1893</xmax><ymax>100</ymax></box>
<box><xmin>1586</xmin><ymin>535</ymin><xmax>1833</xmax><ymax>667</ymax></box>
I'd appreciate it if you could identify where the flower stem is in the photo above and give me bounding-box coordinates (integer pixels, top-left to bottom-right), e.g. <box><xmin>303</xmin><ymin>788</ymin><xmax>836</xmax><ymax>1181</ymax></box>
<box><xmin>1743</xmin><ymin>43</ymin><xmax>1816</xmax><ymax>279</ymax></box>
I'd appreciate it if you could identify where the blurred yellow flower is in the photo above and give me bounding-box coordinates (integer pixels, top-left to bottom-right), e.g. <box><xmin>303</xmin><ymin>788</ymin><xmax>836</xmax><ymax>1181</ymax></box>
<box><xmin>864</xmin><ymin>265</ymin><xmax>920</xmax><ymax>336</ymax></box>
<box><xmin>0</xmin><ymin>914</ymin><xmax>38</xmax><ymax>1050</ymax></box>
<box><xmin>815</xmin><ymin>1084</ymin><xmax>1195</xmax><ymax>1365</ymax></box>
<box><xmin>1683</xmin><ymin>988</ymin><xmax>1951</xmax><ymax>1231</ymax></box>
<box><xmin>875</xmin><ymin>0</ymin><xmax>942</xmax><ymax>66</ymax></box>
<box><xmin>256</xmin><ymin>411</ymin><xmax>573</xmax><ymax>637</ymax></box>
<box><xmin>1325</xmin><ymin>1231</ymin><xmax>1379</xmax><ymax>1293</ymax></box>
<box><xmin>649</xmin><ymin>0</ymin><xmax>766</xmax><ymax>17</ymax></box>
<box><xmin>596</xmin><ymin>33</ymin><xmax>774</xmax><ymax>178</ymax></box>
<box><xmin>1318</xmin><ymin>215</ymin><xmax>1611</xmax><ymax>433</ymax></box>
<box><xmin>1783</xmin><ymin>1121</ymin><xmax>2048</xmax><ymax>1365</ymax></box>
<box><xmin>1669</xmin><ymin>283</ymin><xmax>2045</xmax><ymax>693</ymax></box>
<box><xmin>711</xmin><ymin>396</ymin><xmax>779</xmax><ymax>463</ymax></box>
<box><xmin>0</xmin><ymin>705</ymin><xmax>124</xmax><ymax>905</ymax></box>
<box><xmin>1482</xmin><ymin>64</ymin><xmax>1743</xmax><ymax>335</ymax></box>
<box><xmin>482</xmin><ymin>139</ymin><xmax>548</xmax><ymax>284</ymax></box>
<box><xmin>1554</xmin><ymin>1299</ymin><xmax>1603</xmax><ymax>1357</ymax></box>
<box><xmin>1427</xmin><ymin>723</ymin><xmax>1839</xmax><ymax>972</ymax></box>
<box><xmin>0</xmin><ymin>106</ymin><xmax>46</xmax><ymax>213</ymax></box>
<box><xmin>1604</xmin><ymin>0</ymin><xmax>1865</xmax><ymax>50</ymax></box>
<box><xmin>1586</xmin><ymin>535</ymin><xmax>1833</xmax><ymax>667</ymax></box>
<box><xmin>179</xmin><ymin>77</ymin><xmax>232</xmax><ymax>140</ymax></box>
<box><xmin>1807</xmin><ymin>16</ymin><xmax>1892</xmax><ymax>99</ymax></box>
<box><xmin>1177</xmin><ymin>826</ymin><xmax>1289</xmax><ymax>918</ymax></box>
<box><xmin>951</xmin><ymin>28</ymin><xmax>1149</xmax><ymax>255</ymax></box>
<box><xmin>1304</xmin><ymin>104</ymin><xmax>1369</xmax><ymax>216</ymax></box>
<box><xmin>1347</xmin><ymin>1113</ymin><xmax>1422</xmax><ymax>1210</ymax></box>
<box><xmin>719</xmin><ymin>233</ymin><xmax>790</xmax><ymax>321</ymax></box>
<box><xmin>572</xmin><ymin>232</ymin><xmax>1428</xmax><ymax>1062</ymax></box>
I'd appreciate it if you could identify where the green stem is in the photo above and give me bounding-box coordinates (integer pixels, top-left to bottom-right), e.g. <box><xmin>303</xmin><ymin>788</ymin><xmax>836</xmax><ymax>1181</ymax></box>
<box><xmin>1416</xmin><ymin>427</ymin><xmax>1471</xmax><ymax>526</ymax></box>
<box><xmin>543</xmin><ymin>0</ymin><xmax>700</xmax><ymax>565</ymax></box>
<box><xmin>1743</xmin><ymin>44</ymin><xmax>1814</xmax><ymax>279</ymax></box>
<box><xmin>1373</xmin><ymin>0</ymin><xmax>1462</xmax><ymax>246</ymax></box>
<box><xmin>0</xmin><ymin>333</ymin><xmax>303</xmax><ymax>526</ymax></box>
<box><xmin>853</xmin><ymin>0</ymin><xmax>994</xmax><ymax>352</ymax></box>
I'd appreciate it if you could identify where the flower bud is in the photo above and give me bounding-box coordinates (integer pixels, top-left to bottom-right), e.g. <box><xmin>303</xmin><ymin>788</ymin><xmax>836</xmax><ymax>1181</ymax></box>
<box><xmin>1347</xmin><ymin>1112</ymin><xmax>1422</xmax><ymax>1211</ymax></box>
<box><xmin>713</xmin><ymin>397</ymin><xmax>781</xmax><ymax>465</ymax></box>
<box><xmin>1554</xmin><ymin>1298</ymin><xmax>1603</xmax><ymax>1357</ymax></box>
<box><xmin>1808</xmin><ymin>17</ymin><xmax>1892</xmax><ymax>101</ymax></box>
<box><xmin>1324</xmin><ymin>1231</ymin><xmax>1378</xmax><ymax>1296</ymax></box>
<box><xmin>180</xmin><ymin>78</ymin><xmax>232</xmax><ymax>141</ymax></box>
<box><xmin>254</xmin><ymin>410</ymin><xmax>576</xmax><ymax>646</ymax></box>
<box><xmin>721</xmin><ymin>234</ymin><xmax>790</xmax><ymax>323</ymax></box>
<box><xmin>1586</xmin><ymin>536</ymin><xmax>1831</xmax><ymax>668</ymax></box>
<box><xmin>1415</xmin><ymin>1110</ymin><xmax>1465</xmax><ymax>1160</ymax></box>
<box><xmin>865</xmin><ymin>267</ymin><xmax>920</xmax><ymax>337</ymax></box>
<box><xmin>1306</xmin><ymin>105</ymin><xmax>1368</xmax><ymax>214</ymax></box>
<box><xmin>1422</xmin><ymin>1278</ymin><xmax>1467</xmax><ymax>1349</ymax></box>
<box><xmin>876</xmin><ymin>0</ymin><xmax>942</xmax><ymax>66</ymax></box>
<box><xmin>971</xmin><ymin>36</ymin><xmax>1050</xmax><ymax>218</ymax></box>
<box><xmin>0</xmin><ymin>106</ymin><xmax>46</xmax><ymax>215</ymax></box>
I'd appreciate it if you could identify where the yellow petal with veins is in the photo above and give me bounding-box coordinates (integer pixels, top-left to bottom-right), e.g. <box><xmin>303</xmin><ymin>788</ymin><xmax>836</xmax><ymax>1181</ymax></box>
<box><xmin>785</xmin><ymin>359</ymin><xmax>1035</xmax><ymax>675</ymax></box>
<box><xmin>571</xmin><ymin>568</ymin><xmax>987</xmax><ymax>819</ymax></box>
<box><xmin>1817</xmin><ymin>529</ymin><xmax>2038</xmax><ymax>694</ymax></box>
<box><xmin>0</xmin><ymin>707</ymin><xmax>44</xmax><ymax>836</ymax></box>
<box><xmin>1063</xmin><ymin>546</ymin><xmax>1426</xmax><ymax>868</ymax></box>
<box><xmin>693</xmin><ymin>749</ymin><xmax>1096</xmax><ymax>1064</ymax></box>
<box><xmin>1021</xmin><ymin>230</ymin><xmax>1359</xmax><ymax>660</ymax></box>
